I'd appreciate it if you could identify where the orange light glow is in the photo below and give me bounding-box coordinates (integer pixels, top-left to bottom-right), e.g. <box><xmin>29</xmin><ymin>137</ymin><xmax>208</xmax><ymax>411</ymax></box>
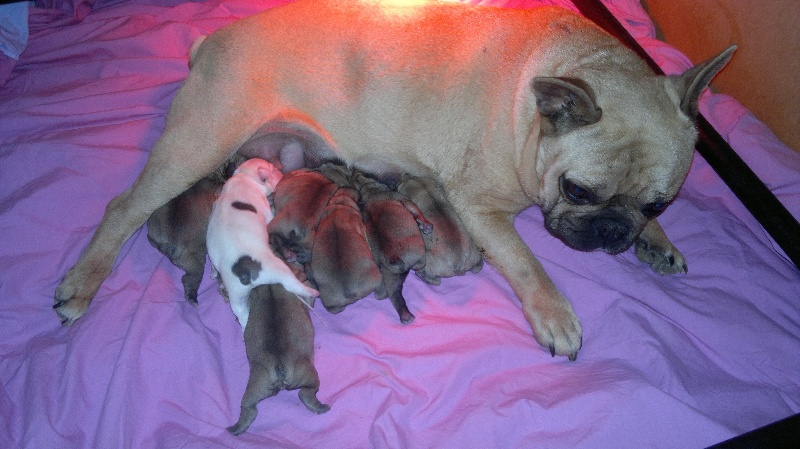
<box><xmin>359</xmin><ymin>0</ymin><xmax>437</xmax><ymax>18</ymax></box>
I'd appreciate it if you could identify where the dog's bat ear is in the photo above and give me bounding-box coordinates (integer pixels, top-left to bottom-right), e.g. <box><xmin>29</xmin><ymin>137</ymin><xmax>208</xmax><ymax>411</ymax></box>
<box><xmin>532</xmin><ymin>77</ymin><xmax>602</xmax><ymax>136</ymax></box>
<box><xmin>669</xmin><ymin>45</ymin><xmax>736</xmax><ymax>119</ymax></box>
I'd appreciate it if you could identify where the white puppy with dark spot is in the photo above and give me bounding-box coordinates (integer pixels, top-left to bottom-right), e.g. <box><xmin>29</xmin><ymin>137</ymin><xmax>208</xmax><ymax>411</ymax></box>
<box><xmin>207</xmin><ymin>158</ymin><xmax>318</xmax><ymax>330</ymax></box>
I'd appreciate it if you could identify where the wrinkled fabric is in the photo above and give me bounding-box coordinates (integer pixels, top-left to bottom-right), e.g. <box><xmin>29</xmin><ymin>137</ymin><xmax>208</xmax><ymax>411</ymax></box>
<box><xmin>0</xmin><ymin>2</ymin><xmax>30</xmax><ymax>86</ymax></box>
<box><xmin>0</xmin><ymin>1</ymin><xmax>798</xmax><ymax>448</ymax></box>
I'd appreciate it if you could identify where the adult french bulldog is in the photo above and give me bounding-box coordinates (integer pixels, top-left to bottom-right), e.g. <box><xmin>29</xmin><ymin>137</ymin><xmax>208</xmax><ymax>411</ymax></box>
<box><xmin>54</xmin><ymin>0</ymin><xmax>734</xmax><ymax>361</ymax></box>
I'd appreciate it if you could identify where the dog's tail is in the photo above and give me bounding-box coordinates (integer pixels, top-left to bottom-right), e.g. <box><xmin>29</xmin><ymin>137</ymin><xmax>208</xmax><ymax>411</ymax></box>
<box><xmin>283</xmin><ymin>279</ymin><xmax>319</xmax><ymax>305</ymax></box>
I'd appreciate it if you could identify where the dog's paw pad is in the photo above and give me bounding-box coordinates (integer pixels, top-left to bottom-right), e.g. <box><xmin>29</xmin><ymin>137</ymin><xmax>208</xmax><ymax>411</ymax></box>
<box><xmin>54</xmin><ymin>268</ymin><xmax>104</xmax><ymax>326</ymax></box>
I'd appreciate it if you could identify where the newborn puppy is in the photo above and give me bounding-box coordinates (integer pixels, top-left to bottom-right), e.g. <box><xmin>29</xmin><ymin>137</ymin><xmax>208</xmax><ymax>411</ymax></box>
<box><xmin>227</xmin><ymin>283</ymin><xmax>329</xmax><ymax>436</ymax></box>
<box><xmin>309</xmin><ymin>182</ymin><xmax>383</xmax><ymax>314</ymax></box>
<box><xmin>146</xmin><ymin>177</ymin><xmax>219</xmax><ymax>305</ymax></box>
<box><xmin>207</xmin><ymin>158</ymin><xmax>318</xmax><ymax>330</ymax></box>
<box><xmin>397</xmin><ymin>175</ymin><xmax>483</xmax><ymax>285</ymax></box>
<box><xmin>352</xmin><ymin>170</ymin><xmax>432</xmax><ymax>324</ymax></box>
<box><xmin>267</xmin><ymin>163</ymin><xmax>342</xmax><ymax>267</ymax></box>
<box><xmin>314</xmin><ymin>161</ymin><xmax>352</xmax><ymax>187</ymax></box>
<box><xmin>146</xmin><ymin>156</ymin><xmax>246</xmax><ymax>304</ymax></box>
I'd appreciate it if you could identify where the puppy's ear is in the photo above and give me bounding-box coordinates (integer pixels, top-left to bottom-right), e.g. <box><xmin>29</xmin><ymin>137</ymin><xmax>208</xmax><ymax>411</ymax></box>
<box><xmin>257</xmin><ymin>167</ymin><xmax>270</xmax><ymax>183</ymax></box>
<box><xmin>532</xmin><ymin>77</ymin><xmax>602</xmax><ymax>136</ymax></box>
<box><xmin>669</xmin><ymin>45</ymin><xmax>736</xmax><ymax>118</ymax></box>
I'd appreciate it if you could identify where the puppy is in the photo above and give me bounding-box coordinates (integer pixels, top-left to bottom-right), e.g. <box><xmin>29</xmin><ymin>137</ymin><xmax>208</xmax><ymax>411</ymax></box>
<box><xmin>308</xmin><ymin>183</ymin><xmax>383</xmax><ymax>314</ymax></box>
<box><xmin>144</xmin><ymin>155</ymin><xmax>245</xmax><ymax>303</ymax></box>
<box><xmin>55</xmin><ymin>0</ymin><xmax>733</xmax><ymax>361</ymax></box>
<box><xmin>396</xmin><ymin>174</ymin><xmax>483</xmax><ymax>286</ymax></box>
<box><xmin>206</xmin><ymin>158</ymin><xmax>318</xmax><ymax>330</ymax></box>
<box><xmin>227</xmin><ymin>283</ymin><xmax>329</xmax><ymax>436</ymax></box>
<box><xmin>146</xmin><ymin>177</ymin><xmax>219</xmax><ymax>305</ymax></box>
<box><xmin>352</xmin><ymin>170</ymin><xmax>432</xmax><ymax>324</ymax></box>
<box><xmin>267</xmin><ymin>163</ymin><xmax>343</xmax><ymax>266</ymax></box>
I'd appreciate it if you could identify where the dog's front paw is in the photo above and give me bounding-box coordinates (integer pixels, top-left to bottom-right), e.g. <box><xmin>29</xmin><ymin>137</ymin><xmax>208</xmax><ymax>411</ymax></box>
<box><xmin>524</xmin><ymin>295</ymin><xmax>582</xmax><ymax>361</ymax></box>
<box><xmin>635</xmin><ymin>238</ymin><xmax>688</xmax><ymax>275</ymax></box>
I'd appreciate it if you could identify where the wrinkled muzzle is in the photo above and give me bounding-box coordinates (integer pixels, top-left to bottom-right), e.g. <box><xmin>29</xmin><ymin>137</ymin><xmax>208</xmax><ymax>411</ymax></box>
<box><xmin>544</xmin><ymin>209</ymin><xmax>641</xmax><ymax>254</ymax></box>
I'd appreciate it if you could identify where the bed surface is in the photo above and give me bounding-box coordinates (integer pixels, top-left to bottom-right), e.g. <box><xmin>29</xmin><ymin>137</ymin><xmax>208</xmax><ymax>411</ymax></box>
<box><xmin>1</xmin><ymin>1</ymin><xmax>798</xmax><ymax>448</ymax></box>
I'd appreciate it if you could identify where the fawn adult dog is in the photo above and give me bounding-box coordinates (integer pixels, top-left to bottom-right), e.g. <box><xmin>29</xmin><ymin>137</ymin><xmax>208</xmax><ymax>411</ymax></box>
<box><xmin>54</xmin><ymin>0</ymin><xmax>734</xmax><ymax>360</ymax></box>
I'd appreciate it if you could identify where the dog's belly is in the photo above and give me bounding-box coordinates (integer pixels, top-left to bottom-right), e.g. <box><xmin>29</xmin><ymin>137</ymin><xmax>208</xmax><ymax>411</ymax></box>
<box><xmin>237</xmin><ymin>121</ymin><xmax>434</xmax><ymax>179</ymax></box>
<box><xmin>237</xmin><ymin>127</ymin><xmax>333</xmax><ymax>172</ymax></box>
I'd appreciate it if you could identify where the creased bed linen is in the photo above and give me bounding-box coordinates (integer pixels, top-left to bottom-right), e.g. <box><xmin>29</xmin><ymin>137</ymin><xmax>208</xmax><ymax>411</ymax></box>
<box><xmin>1</xmin><ymin>1</ymin><xmax>798</xmax><ymax>448</ymax></box>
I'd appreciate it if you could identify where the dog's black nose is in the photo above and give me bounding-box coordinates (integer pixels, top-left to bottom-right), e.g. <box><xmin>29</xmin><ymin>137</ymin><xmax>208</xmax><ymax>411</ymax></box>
<box><xmin>593</xmin><ymin>216</ymin><xmax>631</xmax><ymax>252</ymax></box>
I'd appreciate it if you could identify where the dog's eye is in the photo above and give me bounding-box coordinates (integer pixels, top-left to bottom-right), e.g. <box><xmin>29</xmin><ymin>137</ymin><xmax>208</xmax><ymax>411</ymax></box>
<box><xmin>560</xmin><ymin>176</ymin><xmax>595</xmax><ymax>205</ymax></box>
<box><xmin>641</xmin><ymin>201</ymin><xmax>669</xmax><ymax>218</ymax></box>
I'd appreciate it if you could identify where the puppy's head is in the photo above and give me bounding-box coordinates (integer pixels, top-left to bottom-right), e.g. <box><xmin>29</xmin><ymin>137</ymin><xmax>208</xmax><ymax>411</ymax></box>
<box><xmin>532</xmin><ymin>46</ymin><xmax>734</xmax><ymax>253</ymax></box>
<box><xmin>234</xmin><ymin>158</ymin><xmax>284</xmax><ymax>193</ymax></box>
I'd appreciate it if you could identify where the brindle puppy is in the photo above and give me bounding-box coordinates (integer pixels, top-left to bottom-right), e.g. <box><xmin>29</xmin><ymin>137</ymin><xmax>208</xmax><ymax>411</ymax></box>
<box><xmin>396</xmin><ymin>174</ymin><xmax>483</xmax><ymax>285</ymax></box>
<box><xmin>308</xmin><ymin>182</ymin><xmax>383</xmax><ymax>314</ymax></box>
<box><xmin>146</xmin><ymin>156</ymin><xmax>246</xmax><ymax>304</ymax></box>
<box><xmin>146</xmin><ymin>178</ymin><xmax>218</xmax><ymax>304</ymax></box>
<box><xmin>267</xmin><ymin>164</ymin><xmax>341</xmax><ymax>267</ymax></box>
<box><xmin>227</xmin><ymin>283</ymin><xmax>329</xmax><ymax>436</ymax></box>
<box><xmin>352</xmin><ymin>170</ymin><xmax>433</xmax><ymax>324</ymax></box>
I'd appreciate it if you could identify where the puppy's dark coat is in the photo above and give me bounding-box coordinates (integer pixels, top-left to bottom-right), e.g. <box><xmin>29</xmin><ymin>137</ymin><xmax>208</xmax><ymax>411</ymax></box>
<box><xmin>308</xmin><ymin>183</ymin><xmax>383</xmax><ymax>314</ymax></box>
<box><xmin>396</xmin><ymin>175</ymin><xmax>483</xmax><ymax>285</ymax></box>
<box><xmin>267</xmin><ymin>165</ymin><xmax>340</xmax><ymax>265</ymax></box>
<box><xmin>227</xmin><ymin>283</ymin><xmax>329</xmax><ymax>436</ymax></box>
<box><xmin>146</xmin><ymin>177</ymin><xmax>219</xmax><ymax>304</ymax></box>
<box><xmin>352</xmin><ymin>170</ymin><xmax>432</xmax><ymax>324</ymax></box>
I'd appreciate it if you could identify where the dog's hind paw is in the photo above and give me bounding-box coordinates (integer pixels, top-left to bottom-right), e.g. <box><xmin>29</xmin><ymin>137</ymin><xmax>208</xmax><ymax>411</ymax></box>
<box><xmin>53</xmin><ymin>291</ymin><xmax>91</xmax><ymax>326</ymax></box>
<box><xmin>53</xmin><ymin>261</ymin><xmax>109</xmax><ymax>325</ymax></box>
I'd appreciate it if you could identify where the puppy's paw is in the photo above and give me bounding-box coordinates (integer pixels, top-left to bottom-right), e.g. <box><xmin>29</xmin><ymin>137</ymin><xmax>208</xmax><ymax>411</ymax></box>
<box><xmin>524</xmin><ymin>295</ymin><xmax>582</xmax><ymax>361</ymax></box>
<box><xmin>635</xmin><ymin>238</ymin><xmax>688</xmax><ymax>275</ymax></box>
<box><xmin>183</xmin><ymin>292</ymin><xmax>199</xmax><ymax>306</ymax></box>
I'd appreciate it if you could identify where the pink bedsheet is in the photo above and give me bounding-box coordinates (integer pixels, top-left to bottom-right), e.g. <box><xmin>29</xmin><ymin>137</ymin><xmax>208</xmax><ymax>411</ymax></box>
<box><xmin>1</xmin><ymin>1</ymin><xmax>798</xmax><ymax>447</ymax></box>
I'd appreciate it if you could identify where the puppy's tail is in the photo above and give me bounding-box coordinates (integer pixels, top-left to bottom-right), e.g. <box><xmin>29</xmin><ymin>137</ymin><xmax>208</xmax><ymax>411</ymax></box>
<box><xmin>283</xmin><ymin>281</ymin><xmax>318</xmax><ymax>304</ymax></box>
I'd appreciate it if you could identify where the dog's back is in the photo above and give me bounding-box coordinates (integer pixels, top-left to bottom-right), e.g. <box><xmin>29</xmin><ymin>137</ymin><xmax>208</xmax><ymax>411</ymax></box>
<box><xmin>354</xmin><ymin>171</ymin><xmax>428</xmax><ymax>274</ymax></box>
<box><xmin>268</xmin><ymin>167</ymin><xmax>340</xmax><ymax>263</ymax></box>
<box><xmin>227</xmin><ymin>284</ymin><xmax>329</xmax><ymax>435</ymax></box>
<box><xmin>397</xmin><ymin>175</ymin><xmax>483</xmax><ymax>285</ymax></box>
<box><xmin>310</xmin><ymin>187</ymin><xmax>382</xmax><ymax>313</ymax></box>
